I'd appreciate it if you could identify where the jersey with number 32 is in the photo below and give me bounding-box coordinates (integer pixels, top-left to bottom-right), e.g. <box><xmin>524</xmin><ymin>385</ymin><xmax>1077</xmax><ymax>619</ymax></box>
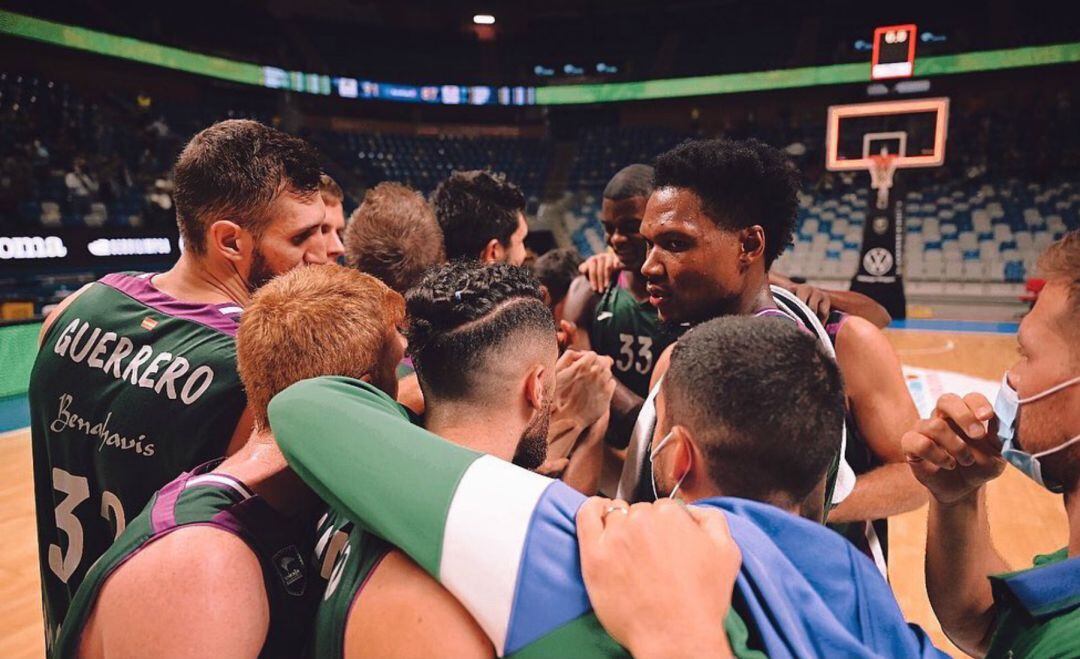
<box><xmin>28</xmin><ymin>272</ymin><xmax>246</xmax><ymax>652</ymax></box>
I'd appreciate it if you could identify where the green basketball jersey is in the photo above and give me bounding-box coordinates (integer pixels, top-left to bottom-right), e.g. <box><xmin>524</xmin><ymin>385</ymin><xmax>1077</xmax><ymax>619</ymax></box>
<box><xmin>29</xmin><ymin>272</ymin><xmax>247</xmax><ymax>649</ymax></box>
<box><xmin>55</xmin><ymin>461</ymin><xmax>319</xmax><ymax>658</ymax></box>
<box><xmin>588</xmin><ymin>283</ymin><xmax>679</xmax><ymax>399</ymax></box>
<box><xmin>311</xmin><ymin>508</ymin><xmax>394</xmax><ymax>658</ymax></box>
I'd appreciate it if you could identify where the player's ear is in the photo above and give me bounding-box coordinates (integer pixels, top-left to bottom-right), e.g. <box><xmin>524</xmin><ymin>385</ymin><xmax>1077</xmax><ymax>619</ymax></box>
<box><xmin>208</xmin><ymin>220</ymin><xmax>250</xmax><ymax>263</ymax></box>
<box><xmin>539</xmin><ymin>285</ymin><xmax>552</xmax><ymax>308</ymax></box>
<box><xmin>481</xmin><ymin>238</ymin><xmax>503</xmax><ymax>264</ymax></box>
<box><xmin>739</xmin><ymin>225</ymin><xmax>766</xmax><ymax>266</ymax></box>
<box><xmin>523</xmin><ymin>364</ymin><xmax>546</xmax><ymax>413</ymax></box>
<box><xmin>669</xmin><ymin>425</ymin><xmax>695</xmax><ymax>477</ymax></box>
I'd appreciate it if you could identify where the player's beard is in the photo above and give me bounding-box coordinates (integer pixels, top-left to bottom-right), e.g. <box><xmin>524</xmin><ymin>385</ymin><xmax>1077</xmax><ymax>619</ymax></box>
<box><xmin>246</xmin><ymin>246</ymin><xmax>276</xmax><ymax>292</ymax></box>
<box><xmin>512</xmin><ymin>398</ymin><xmax>551</xmax><ymax>471</ymax></box>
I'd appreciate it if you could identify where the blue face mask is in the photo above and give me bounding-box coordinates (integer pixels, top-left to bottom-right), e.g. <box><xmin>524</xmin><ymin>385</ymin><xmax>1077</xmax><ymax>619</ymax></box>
<box><xmin>649</xmin><ymin>431</ymin><xmax>688</xmax><ymax>500</ymax></box>
<box><xmin>994</xmin><ymin>372</ymin><xmax>1080</xmax><ymax>493</ymax></box>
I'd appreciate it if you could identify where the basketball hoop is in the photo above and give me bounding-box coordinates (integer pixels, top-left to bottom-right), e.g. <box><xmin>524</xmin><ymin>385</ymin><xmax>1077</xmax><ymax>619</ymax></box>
<box><xmin>868</xmin><ymin>154</ymin><xmax>898</xmax><ymax>209</ymax></box>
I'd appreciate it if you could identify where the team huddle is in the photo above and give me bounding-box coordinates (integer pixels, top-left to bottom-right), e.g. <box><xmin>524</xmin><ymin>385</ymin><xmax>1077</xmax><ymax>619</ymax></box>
<box><xmin>29</xmin><ymin>120</ymin><xmax>1080</xmax><ymax>658</ymax></box>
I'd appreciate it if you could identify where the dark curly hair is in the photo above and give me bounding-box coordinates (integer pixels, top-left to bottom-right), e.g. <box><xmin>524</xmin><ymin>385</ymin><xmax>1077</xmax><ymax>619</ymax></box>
<box><xmin>431</xmin><ymin>170</ymin><xmax>526</xmax><ymax>261</ymax></box>
<box><xmin>405</xmin><ymin>261</ymin><xmax>555</xmax><ymax>399</ymax></box>
<box><xmin>652</xmin><ymin>138</ymin><xmax>799</xmax><ymax>267</ymax></box>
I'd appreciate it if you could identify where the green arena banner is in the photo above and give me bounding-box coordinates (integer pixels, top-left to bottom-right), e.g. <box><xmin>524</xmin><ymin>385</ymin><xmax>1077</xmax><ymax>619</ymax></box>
<box><xmin>0</xmin><ymin>321</ymin><xmax>42</xmax><ymax>399</ymax></box>
<box><xmin>0</xmin><ymin>10</ymin><xmax>264</xmax><ymax>86</ymax></box>
<box><xmin>536</xmin><ymin>42</ymin><xmax>1080</xmax><ymax>104</ymax></box>
<box><xmin>1</xmin><ymin>8</ymin><xmax>1078</xmax><ymax>105</ymax></box>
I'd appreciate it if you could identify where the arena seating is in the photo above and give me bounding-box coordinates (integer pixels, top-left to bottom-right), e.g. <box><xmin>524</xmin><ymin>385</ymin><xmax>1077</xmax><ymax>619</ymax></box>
<box><xmin>317</xmin><ymin>131</ymin><xmax>552</xmax><ymax>211</ymax></box>
<box><xmin>3</xmin><ymin>66</ymin><xmax>1078</xmax><ymax>309</ymax></box>
<box><xmin>773</xmin><ymin>178</ymin><xmax>1079</xmax><ymax>285</ymax></box>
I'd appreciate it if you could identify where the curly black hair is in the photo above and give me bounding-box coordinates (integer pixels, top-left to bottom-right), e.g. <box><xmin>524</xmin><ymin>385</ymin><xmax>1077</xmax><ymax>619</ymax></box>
<box><xmin>405</xmin><ymin>261</ymin><xmax>555</xmax><ymax>399</ymax></box>
<box><xmin>652</xmin><ymin>138</ymin><xmax>799</xmax><ymax>267</ymax></box>
<box><xmin>431</xmin><ymin>170</ymin><xmax>526</xmax><ymax>261</ymax></box>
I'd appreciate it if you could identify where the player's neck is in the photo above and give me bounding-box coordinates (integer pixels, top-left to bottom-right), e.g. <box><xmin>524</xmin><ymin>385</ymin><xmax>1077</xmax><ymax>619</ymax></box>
<box><xmin>684</xmin><ymin>481</ymin><xmax>801</xmax><ymax>517</ymax></box>
<box><xmin>1065</xmin><ymin>483</ymin><xmax>1080</xmax><ymax>558</ymax></box>
<box><xmin>214</xmin><ymin>434</ymin><xmax>322</xmax><ymax>518</ymax></box>
<box><xmin>152</xmin><ymin>252</ymin><xmax>252</xmax><ymax>308</ymax></box>
<box><xmin>424</xmin><ymin>403</ymin><xmax>524</xmax><ymax>463</ymax></box>
<box><xmin>737</xmin><ymin>269</ymin><xmax>776</xmax><ymax>316</ymax></box>
<box><xmin>622</xmin><ymin>269</ymin><xmax>649</xmax><ymax>301</ymax></box>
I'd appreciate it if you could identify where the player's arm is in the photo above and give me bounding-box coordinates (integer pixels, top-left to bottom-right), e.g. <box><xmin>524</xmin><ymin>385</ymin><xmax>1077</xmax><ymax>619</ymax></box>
<box><xmin>37</xmin><ymin>283</ymin><xmax>93</xmax><ymax>346</ymax></box>
<box><xmin>902</xmin><ymin>393</ymin><xmax>1010</xmax><ymax>657</ymax></box>
<box><xmin>345</xmin><ymin>550</ymin><xmax>493</xmax><ymax>658</ymax></box>
<box><xmin>828</xmin><ymin>317</ymin><xmax>928</xmax><ymax>523</ymax></box>
<box><xmin>769</xmin><ymin>272</ymin><xmax>891</xmax><ymax>328</ymax></box>
<box><xmin>79</xmin><ymin>527</ymin><xmax>268</xmax><ymax>659</ymax></box>
<box><xmin>560</xmin><ymin>276</ymin><xmax>600</xmax><ymax>351</ymax></box>
<box><xmin>819</xmin><ymin>288</ymin><xmax>891</xmax><ymax>328</ymax></box>
<box><xmin>559</xmin><ymin>411</ymin><xmax>610</xmax><ymax>495</ymax></box>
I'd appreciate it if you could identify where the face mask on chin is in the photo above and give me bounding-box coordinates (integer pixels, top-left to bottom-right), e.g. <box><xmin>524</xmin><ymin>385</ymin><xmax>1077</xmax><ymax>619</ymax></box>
<box><xmin>993</xmin><ymin>372</ymin><xmax>1080</xmax><ymax>493</ymax></box>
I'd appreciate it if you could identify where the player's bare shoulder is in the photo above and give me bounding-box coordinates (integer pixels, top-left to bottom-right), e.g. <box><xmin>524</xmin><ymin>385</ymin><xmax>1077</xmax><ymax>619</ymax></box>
<box><xmin>82</xmin><ymin>526</ymin><xmax>267</xmax><ymax>658</ymax></box>
<box><xmin>38</xmin><ymin>283</ymin><xmax>93</xmax><ymax>345</ymax></box>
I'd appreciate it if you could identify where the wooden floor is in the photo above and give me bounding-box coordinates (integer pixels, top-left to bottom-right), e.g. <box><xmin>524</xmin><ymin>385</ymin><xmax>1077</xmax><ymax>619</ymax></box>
<box><xmin>0</xmin><ymin>328</ymin><xmax>1068</xmax><ymax>658</ymax></box>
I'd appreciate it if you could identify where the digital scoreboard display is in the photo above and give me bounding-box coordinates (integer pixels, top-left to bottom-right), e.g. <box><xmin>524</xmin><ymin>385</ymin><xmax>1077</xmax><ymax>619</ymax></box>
<box><xmin>261</xmin><ymin>67</ymin><xmax>535</xmax><ymax>106</ymax></box>
<box><xmin>872</xmin><ymin>24</ymin><xmax>917</xmax><ymax>80</ymax></box>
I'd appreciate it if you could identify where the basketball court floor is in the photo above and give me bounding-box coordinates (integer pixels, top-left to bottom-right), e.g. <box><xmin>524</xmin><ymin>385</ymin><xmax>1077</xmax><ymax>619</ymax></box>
<box><xmin>0</xmin><ymin>325</ymin><xmax>1068</xmax><ymax>658</ymax></box>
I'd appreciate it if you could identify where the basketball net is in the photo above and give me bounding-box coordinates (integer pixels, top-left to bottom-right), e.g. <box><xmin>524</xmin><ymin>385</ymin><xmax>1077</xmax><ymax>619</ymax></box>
<box><xmin>868</xmin><ymin>154</ymin><xmax>898</xmax><ymax>210</ymax></box>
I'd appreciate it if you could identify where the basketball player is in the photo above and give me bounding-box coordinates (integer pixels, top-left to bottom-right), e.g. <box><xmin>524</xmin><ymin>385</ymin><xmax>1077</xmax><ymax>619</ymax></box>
<box><xmin>320</xmin><ymin>173</ymin><xmax>347</xmax><ymax>261</ymax></box>
<box><xmin>564</xmin><ymin>164</ymin><xmax>890</xmax><ymax>453</ymax></box>
<box><xmin>432</xmin><ymin>170</ymin><xmax>528</xmax><ymax>266</ymax></box>
<box><xmin>343</xmin><ymin>181</ymin><xmax>446</xmax><ymax>296</ymax></box>
<box><xmin>619</xmin><ymin>139</ymin><xmax>925</xmax><ymax>545</ymax></box>
<box><xmin>29</xmin><ymin>119</ymin><xmax>329</xmax><ymax>647</ymax></box>
<box><xmin>342</xmin><ymin>180</ymin><xmax>446</xmax><ymax>393</ymax></box>
<box><xmin>55</xmin><ymin>264</ymin><xmax>405</xmax><ymax>658</ymax></box>
<box><xmin>903</xmin><ymin>231</ymin><xmax>1080</xmax><ymax>658</ymax></box>
<box><xmin>532</xmin><ymin>247</ymin><xmax>583</xmax><ymax>324</ymax></box>
<box><xmin>563</xmin><ymin>165</ymin><xmax>681</xmax><ymax>403</ymax></box>
<box><xmin>268</xmin><ymin>316</ymin><xmax>943</xmax><ymax>657</ymax></box>
<box><xmin>310</xmin><ymin>262</ymin><xmax>614</xmax><ymax>658</ymax></box>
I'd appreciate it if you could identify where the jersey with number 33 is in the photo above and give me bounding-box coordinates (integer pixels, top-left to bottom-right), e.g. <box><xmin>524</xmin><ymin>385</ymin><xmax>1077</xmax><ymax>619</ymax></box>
<box><xmin>589</xmin><ymin>284</ymin><xmax>680</xmax><ymax>398</ymax></box>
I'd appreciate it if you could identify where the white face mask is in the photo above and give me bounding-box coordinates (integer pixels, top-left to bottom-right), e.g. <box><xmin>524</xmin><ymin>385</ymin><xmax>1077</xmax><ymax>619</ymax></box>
<box><xmin>649</xmin><ymin>431</ymin><xmax>688</xmax><ymax>500</ymax></box>
<box><xmin>994</xmin><ymin>372</ymin><xmax>1080</xmax><ymax>493</ymax></box>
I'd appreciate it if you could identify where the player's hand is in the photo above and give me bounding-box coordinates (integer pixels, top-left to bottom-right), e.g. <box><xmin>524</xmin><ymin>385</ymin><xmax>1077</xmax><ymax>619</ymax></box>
<box><xmin>790</xmin><ymin>282</ymin><xmax>831</xmax><ymax>322</ymax></box>
<box><xmin>578</xmin><ymin>253</ymin><xmax>624</xmax><ymax>294</ymax></box>
<box><xmin>901</xmin><ymin>393</ymin><xmax>1007</xmax><ymax>505</ymax></box>
<box><xmin>534</xmin><ymin>457</ymin><xmax>570</xmax><ymax>479</ymax></box>
<box><xmin>554</xmin><ymin>350</ymin><xmax>617</xmax><ymax>429</ymax></box>
<box><xmin>577</xmin><ymin>497</ymin><xmax>738</xmax><ymax>658</ymax></box>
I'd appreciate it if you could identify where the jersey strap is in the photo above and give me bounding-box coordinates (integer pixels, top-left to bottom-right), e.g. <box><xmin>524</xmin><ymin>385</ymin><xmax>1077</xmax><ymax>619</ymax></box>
<box><xmin>99</xmin><ymin>272</ymin><xmax>241</xmax><ymax>336</ymax></box>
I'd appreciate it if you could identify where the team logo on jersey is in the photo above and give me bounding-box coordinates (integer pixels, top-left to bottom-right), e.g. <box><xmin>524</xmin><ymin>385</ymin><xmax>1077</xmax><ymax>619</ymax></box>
<box><xmin>273</xmin><ymin>546</ymin><xmax>308</xmax><ymax>596</ymax></box>
<box><xmin>140</xmin><ymin>316</ymin><xmax>158</xmax><ymax>331</ymax></box>
<box><xmin>862</xmin><ymin>248</ymin><xmax>894</xmax><ymax>276</ymax></box>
